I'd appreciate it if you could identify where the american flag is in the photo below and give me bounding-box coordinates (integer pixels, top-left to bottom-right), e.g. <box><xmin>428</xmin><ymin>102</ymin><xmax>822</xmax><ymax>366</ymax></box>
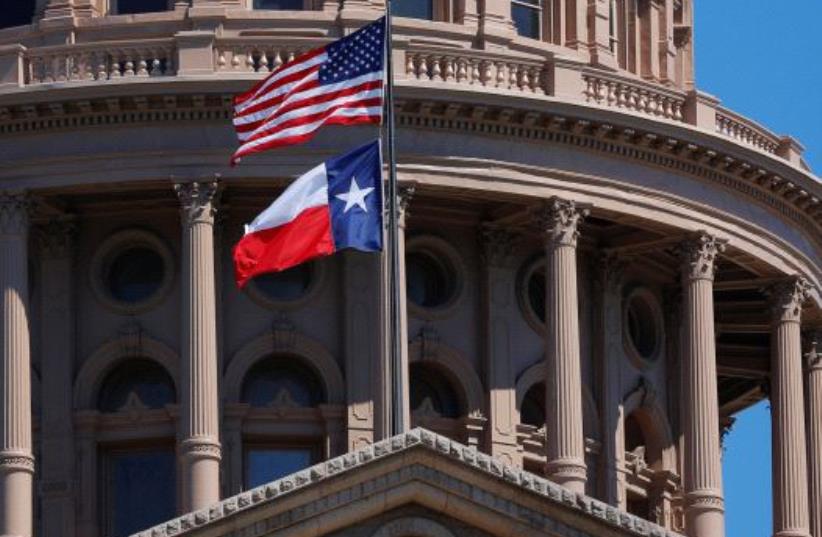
<box><xmin>231</xmin><ymin>17</ymin><xmax>385</xmax><ymax>165</ymax></box>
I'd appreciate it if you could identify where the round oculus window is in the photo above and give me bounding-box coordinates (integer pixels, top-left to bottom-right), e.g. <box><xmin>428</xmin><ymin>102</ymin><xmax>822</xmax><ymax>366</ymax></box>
<box><xmin>106</xmin><ymin>247</ymin><xmax>165</xmax><ymax>304</ymax></box>
<box><xmin>406</xmin><ymin>251</ymin><xmax>456</xmax><ymax>309</ymax></box>
<box><xmin>623</xmin><ymin>289</ymin><xmax>664</xmax><ymax>365</ymax></box>
<box><xmin>90</xmin><ymin>230</ymin><xmax>174</xmax><ymax>314</ymax></box>
<box><xmin>252</xmin><ymin>264</ymin><xmax>313</xmax><ymax>302</ymax></box>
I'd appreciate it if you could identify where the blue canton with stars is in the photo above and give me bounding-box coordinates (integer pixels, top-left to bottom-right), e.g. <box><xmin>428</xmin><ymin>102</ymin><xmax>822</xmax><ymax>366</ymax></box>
<box><xmin>319</xmin><ymin>17</ymin><xmax>385</xmax><ymax>85</ymax></box>
<box><xmin>326</xmin><ymin>140</ymin><xmax>383</xmax><ymax>253</ymax></box>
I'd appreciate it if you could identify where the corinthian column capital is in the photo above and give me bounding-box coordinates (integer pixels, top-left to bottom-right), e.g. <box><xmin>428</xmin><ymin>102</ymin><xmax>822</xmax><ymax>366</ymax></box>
<box><xmin>36</xmin><ymin>217</ymin><xmax>76</xmax><ymax>259</ymax></box>
<box><xmin>767</xmin><ymin>277</ymin><xmax>812</xmax><ymax>324</ymax></box>
<box><xmin>677</xmin><ymin>232</ymin><xmax>727</xmax><ymax>283</ymax></box>
<box><xmin>0</xmin><ymin>193</ymin><xmax>32</xmax><ymax>236</ymax></box>
<box><xmin>173</xmin><ymin>179</ymin><xmax>220</xmax><ymax>226</ymax></box>
<box><xmin>480</xmin><ymin>226</ymin><xmax>519</xmax><ymax>268</ymax></box>
<box><xmin>536</xmin><ymin>197</ymin><xmax>589</xmax><ymax>248</ymax></box>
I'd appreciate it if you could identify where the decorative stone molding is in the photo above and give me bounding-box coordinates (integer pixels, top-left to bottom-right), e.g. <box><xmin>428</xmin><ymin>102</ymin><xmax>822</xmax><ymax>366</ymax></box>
<box><xmin>179</xmin><ymin>438</ymin><xmax>222</xmax><ymax>462</ymax></box>
<box><xmin>35</xmin><ymin>217</ymin><xmax>75</xmax><ymax>259</ymax></box>
<box><xmin>481</xmin><ymin>226</ymin><xmax>519</xmax><ymax>268</ymax></box>
<box><xmin>766</xmin><ymin>276</ymin><xmax>812</xmax><ymax>324</ymax></box>
<box><xmin>173</xmin><ymin>179</ymin><xmax>220</xmax><ymax>226</ymax></box>
<box><xmin>0</xmin><ymin>453</ymin><xmax>35</xmax><ymax>473</ymax></box>
<box><xmin>132</xmin><ymin>428</ymin><xmax>684</xmax><ymax>537</ymax></box>
<box><xmin>676</xmin><ymin>232</ymin><xmax>727</xmax><ymax>282</ymax></box>
<box><xmin>223</xmin><ymin>330</ymin><xmax>345</xmax><ymax>405</ymax></box>
<box><xmin>371</xmin><ymin>516</ymin><xmax>457</xmax><ymax>537</ymax></box>
<box><xmin>535</xmin><ymin>198</ymin><xmax>589</xmax><ymax>248</ymax></box>
<box><xmin>0</xmin><ymin>192</ymin><xmax>31</xmax><ymax>236</ymax></box>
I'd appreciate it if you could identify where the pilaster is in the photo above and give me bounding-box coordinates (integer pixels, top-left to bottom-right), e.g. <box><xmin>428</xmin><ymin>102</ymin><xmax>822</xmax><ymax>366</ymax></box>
<box><xmin>479</xmin><ymin>0</ymin><xmax>515</xmax><ymax>49</ymax></box>
<box><xmin>537</xmin><ymin>197</ymin><xmax>589</xmax><ymax>494</ymax></box>
<box><xmin>481</xmin><ymin>226</ymin><xmax>521</xmax><ymax>467</ymax></box>
<box><xmin>0</xmin><ymin>193</ymin><xmax>34</xmax><ymax>537</ymax></box>
<box><xmin>677</xmin><ymin>232</ymin><xmax>726</xmax><ymax>537</ymax></box>
<box><xmin>587</xmin><ymin>0</ymin><xmax>617</xmax><ymax>68</ymax></box>
<box><xmin>174</xmin><ymin>179</ymin><xmax>222</xmax><ymax>513</ymax></box>
<box><xmin>767</xmin><ymin>277</ymin><xmax>812</xmax><ymax>537</ymax></box>
<box><xmin>37</xmin><ymin>217</ymin><xmax>77</xmax><ymax>537</ymax></box>
<box><xmin>806</xmin><ymin>331</ymin><xmax>822</xmax><ymax>537</ymax></box>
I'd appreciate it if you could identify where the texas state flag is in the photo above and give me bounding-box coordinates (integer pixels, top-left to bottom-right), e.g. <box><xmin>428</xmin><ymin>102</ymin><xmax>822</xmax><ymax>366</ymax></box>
<box><xmin>233</xmin><ymin>140</ymin><xmax>383</xmax><ymax>288</ymax></box>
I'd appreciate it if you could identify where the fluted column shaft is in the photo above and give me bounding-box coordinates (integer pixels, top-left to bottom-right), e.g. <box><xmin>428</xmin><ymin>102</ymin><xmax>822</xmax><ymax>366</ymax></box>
<box><xmin>0</xmin><ymin>193</ymin><xmax>33</xmax><ymax>537</ymax></box>
<box><xmin>807</xmin><ymin>333</ymin><xmax>822</xmax><ymax>537</ymax></box>
<box><xmin>175</xmin><ymin>180</ymin><xmax>222</xmax><ymax>513</ymax></box>
<box><xmin>769</xmin><ymin>278</ymin><xmax>812</xmax><ymax>537</ymax></box>
<box><xmin>539</xmin><ymin>198</ymin><xmax>588</xmax><ymax>494</ymax></box>
<box><xmin>679</xmin><ymin>233</ymin><xmax>726</xmax><ymax>537</ymax></box>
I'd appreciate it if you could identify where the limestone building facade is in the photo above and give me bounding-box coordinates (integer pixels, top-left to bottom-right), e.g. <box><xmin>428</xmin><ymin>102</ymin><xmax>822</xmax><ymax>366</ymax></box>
<box><xmin>0</xmin><ymin>1</ymin><xmax>821</xmax><ymax>537</ymax></box>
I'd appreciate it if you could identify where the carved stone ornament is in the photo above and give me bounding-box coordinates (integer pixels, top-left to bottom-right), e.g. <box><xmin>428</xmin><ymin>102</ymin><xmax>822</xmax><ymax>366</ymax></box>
<box><xmin>767</xmin><ymin>276</ymin><xmax>812</xmax><ymax>324</ymax></box>
<box><xmin>271</xmin><ymin>314</ymin><xmax>297</xmax><ymax>350</ymax></box>
<box><xmin>36</xmin><ymin>217</ymin><xmax>76</xmax><ymax>258</ymax></box>
<box><xmin>481</xmin><ymin>226</ymin><xmax>519</xmax><ymax>267</ymax></box>
<box><xmin>0</xmin><ymin>192</ymin><xmax>31</xmax><ymax>236</ymax></box>
<box><xmin>179</xmin><ymin>438</ymin><xmax>222</xmax><ymax>462</ymax></box>
<box><xmin>536</xmin><ymin>197</ymin><xmax>589</xmax><ymax>248</ymax></box>
<box><xmin>806</xmin><ymin>332</ymin><xmax>822</xmax><ymax>371</ymax></box>
<box><xmin>676</xmin><ymin>232</ymin><xmax>727</xmax><ymax>282</ymax></box>
<box><xmin>173</xmin><ymin>179</ymin><xmax>220</xmax><ymax>226</ymax></box>
<box><xmin>0</xmin><ymin>452</ymin><xmax>35</xmax><ymax>473</ymax></box>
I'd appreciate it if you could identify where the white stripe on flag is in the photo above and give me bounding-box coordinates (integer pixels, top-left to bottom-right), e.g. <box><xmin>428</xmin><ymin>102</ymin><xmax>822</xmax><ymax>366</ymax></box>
<box><xmin>244</xmin><ymin>163</ymin><xmax>329</xmax><ymax>235</ymax></box>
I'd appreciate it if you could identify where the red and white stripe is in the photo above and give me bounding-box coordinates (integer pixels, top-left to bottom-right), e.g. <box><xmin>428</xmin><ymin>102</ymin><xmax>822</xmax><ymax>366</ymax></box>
<box><xmin>231</xmin><ymin>48</ymin><xmax>383</xmax><ymax>165</ymax></box>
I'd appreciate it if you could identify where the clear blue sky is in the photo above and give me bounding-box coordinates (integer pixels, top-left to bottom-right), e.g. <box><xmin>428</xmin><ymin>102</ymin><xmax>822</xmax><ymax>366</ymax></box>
<box><xmin>694</xmin><ymin>2</ymin><xmax>822</xmax><ymax>536</ymax></box>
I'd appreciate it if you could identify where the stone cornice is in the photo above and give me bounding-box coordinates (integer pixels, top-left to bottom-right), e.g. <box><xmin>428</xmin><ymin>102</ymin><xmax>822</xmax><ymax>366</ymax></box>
<box><xmin>131</xmin><ymin>428</ymin><xmax>683</xmax><ymax>537</ymax></box>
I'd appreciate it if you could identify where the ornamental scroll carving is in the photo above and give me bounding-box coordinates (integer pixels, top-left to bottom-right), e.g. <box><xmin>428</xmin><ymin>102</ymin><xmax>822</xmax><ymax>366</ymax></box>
<box><xmin>0</xmin><ymin>193</ymin><xmax>31</xmax><ymax>236</ymax></box>
<box><xmin>535</xmin><ymin>198</ymin><xmax>589</xmax><ymax>248</ymax></box>
<box><xmin>766</xmin><ymin>277</ymin><xmax>812</xmax><ymax>324</ymax></box>
<box><xmin>676</xmin><ymin>232</ymin><xmax>727</xmax><ymax>282</ymax></box>
<box><xmin>173</xmin><ymin>180</ymin><xmax>220</xmax><ymax>226</ymax></box>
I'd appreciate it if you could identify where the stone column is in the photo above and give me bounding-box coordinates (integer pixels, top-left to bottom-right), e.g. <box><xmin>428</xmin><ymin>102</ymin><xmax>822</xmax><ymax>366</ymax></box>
<box><xmin>806</xmin><ymin>331</ymin><xmax>822</xmax><ymax>537</ymax></box>
<box><xmin>594</xmin><ymin>254</ymin><xmax>627</xmax><ymax>507</ymax></box>
<box><xmin>768</xmin><ymin>278</ymin><xmax>812</xmax><ymax>537</ymax></box>
<box><xmin>174</xmin><ymin>180</ymin><xmax>222</xmax><ymax>513</ymax></box>
<box><xmin>37</xmin><ymin>218</ymin><xmax>76</xmax><ymax>537</ymax></box>
<box><xmin>395</xmin><ymin>186</ymin><xmax>413</xmax><ymax>431</ymax></box>
<box><xmin>538</xmin><ymin>198</ymin><xmax>589</xmax><ymax>494</ymax></box>
<box><xmin>678</xmin><ymin>233</ymin><xmax>726</xmax><ymax>537</ymax></box>
<box><xmin>0</xmin><ymin>193</ymin><xmax>34</xmax><ymax>537</ymax></box>
<box><xmin>481</xmin><ymin>227</ymin><xmax>521</xmax><ymax>467</ymax></box>
<box><xmin>343</xmin><ymin>249</ymin><xmax>381</xmax><ymax>451</ymax></box>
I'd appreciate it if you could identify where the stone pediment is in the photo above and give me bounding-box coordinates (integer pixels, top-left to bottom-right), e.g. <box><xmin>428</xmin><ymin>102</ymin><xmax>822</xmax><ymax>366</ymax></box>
<box><xmin>131</xmin><ymin>428</ymin><xmax>682</xmax><ymax>537</ymax></box>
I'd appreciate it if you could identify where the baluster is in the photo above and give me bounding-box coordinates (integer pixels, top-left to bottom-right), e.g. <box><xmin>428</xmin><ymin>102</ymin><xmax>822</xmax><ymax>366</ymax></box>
<box><xmin>479</xmin><ymin>60</ymin><xmax>492</xmax><ymax>86</ymax></box>
<box><xmin>217</xmin><ymin>51</ymin><xmax>227</xmax><ymax>71</ymax></box>
<box><xmin>137</xmin><ymin>52</ymin><xmax>149</xmax><ymax>77</ymax></box>
<box><xmin>287</xmin><ymin>50</ymin><xmax>295</xmax><ymax>63</ymax></box>
<box><xmin>245</xmin><ymin>50</ymin><xmax>255</xmax><ymax>72</ymax></box>
<box><xmin>431</xmin><ymin>56</ymin><xmax>442</xmax><ymax>81</ymax></box>
<box><xmin>507</xmin><ymin>63</ymin><xmax>517</xmax><ymax>90</ymax></box>
<box><xmin>495</xmin><ymin>61</ymin><xmax>505</xmax><ymax>88</ymax></box>
<box><xmin>97</xmin><ymin>54</ymin><xmax>109</xmax><ymax>80</ymax></box>
<box><xmin>259</xmin><ymin>51</ymin><xmax>269</xmax><ymax>72</ymax></box>
<box><xmin>151</xmin><ymin>56</ymin><xmax>162</xmax><ymax>77</ymax></box>
<box><xmin>83</xmin><ymin>52</ymin><xmax>95</xmax><ymax>81</ymax></box>
<box><xmin>583</xmin><ymin>77</ymin><xmax>594</xmax><ymax>102</ymax></box>
<box><xmin>529</xmin><ymin>67</ymin><xmax>540</xmax><ymax>92</ymax></box>
<box><xmin>614</xmin><ymin>84</ymin><xmax>626</xmax><ymax>108</ymax></box>
<box><xmin>443</xmin><ymin>56</ymin><xmax>455</xmax><ymax>82</ymax></box>
<box><xmin>673</xmin><ymin>100</ymin><xmax>683</xmax><ymax>121</ymax></box>
<box><xmin>456</xmin><ymin>58</ymin><xmax>467</xmax><ymax>83</ymax></box>
<box><xmin>123</xmin><ymin>52</ymin><xmax>135</xmax><ymax>77</ymax></box>
<box><xmin>418</xmin><ymin>55</ymin><xmax>428</xmax><ymax>80</ymax></box>
<box><xmin>273</xmin><ymin>50</ymin><xmax>284</xmax><ymax>70</ymax></box>
<box><xmin>519</xmin><ymin>66</ymin><xmax>530</xmax><ymax>91</ymax></box>
<box><xmin>231</xmin><ymin>50</ymin><xmax>241</xmax><ymax>70</ymax></box>
<box><xmin>606</xmin><ymin>81</ymin><xmax>616</xmax><ymax>106</ymax></box>
<box><xmin>470</xmin><ymin>60</ymin><xmax>480</xmax><ymax>85</ymax></box>
<box><xmin>405</xmin><ymin>53</ymin><xmax>415</xmax><ymax>76</ymax></box>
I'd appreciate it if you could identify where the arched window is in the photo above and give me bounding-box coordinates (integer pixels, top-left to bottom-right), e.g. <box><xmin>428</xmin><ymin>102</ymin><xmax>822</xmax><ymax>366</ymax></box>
<box><xmin>0</xmin><ymin>0</ymin><xmax>35</xmax><ymax>29</ymax></box>
<box><xmin>410</xmin><ymin>362</ymin><xmax>466</xmax><ymax>441</ymax></box>
<box><xmin>114</xmin><ymin>0</ymin><xmax>170</xmax><ymax>15</ymax></box>
<box><xmin>97</xmin><ymin>359</ymin><xmax>176</xmax><ymax>537</ymax></box>
<box><xmin>240</xmin><ymin>356</ymin><xmax>326</xmax><ymax>489</ymax></box>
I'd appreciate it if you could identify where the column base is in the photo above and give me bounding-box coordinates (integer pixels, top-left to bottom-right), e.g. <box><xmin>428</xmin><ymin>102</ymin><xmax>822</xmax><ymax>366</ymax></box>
<box><xmin>546</xmin><ymin>459</ymin><xmax>587</xmax><ymax>495</ymax></box>
<box><xmin>685</xmin><ymin>490</ymin><xmax>725</xmax><ymax>537</ymax></box>
<box><xmin>0</xmin><ymin>453</ymin><xmax>34</xmax><ymax>537</ymax></box>
<box><xmin>773</xmin><ymin>531</ymin><xmax>811</xmax><ymax>537</ymax></box>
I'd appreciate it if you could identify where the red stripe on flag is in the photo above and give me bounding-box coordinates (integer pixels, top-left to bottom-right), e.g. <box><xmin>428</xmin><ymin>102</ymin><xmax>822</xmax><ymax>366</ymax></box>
<box><xmin>231</xmin><ymin>113</ymin><xmax>381</xmax><ymax>165</ymax></box>
<box><xmin>233</xmin><ymin>205</ymin><xmax>335</xmax><ymax>288</ymax></box>
<box><xmin>233</xmin><ymin>47</ymin><xmax>326</xmax><ymax>107</ymax></box>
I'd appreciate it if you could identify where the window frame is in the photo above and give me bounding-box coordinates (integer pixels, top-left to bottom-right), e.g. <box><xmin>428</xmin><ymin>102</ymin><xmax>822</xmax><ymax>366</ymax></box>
<box><xmin>511</xmin><ymin>0</ymin><xmax>543</xmax><ymax>40</ymax></box>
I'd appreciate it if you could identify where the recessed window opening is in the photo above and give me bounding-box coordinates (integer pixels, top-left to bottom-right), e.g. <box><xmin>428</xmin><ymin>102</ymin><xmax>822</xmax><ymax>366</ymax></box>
<box><xmin>115</xmin><ymin>0</ymin><xmax>169</xmax><ymax>15</ymax></box>
<box><xmin>512</xmin><ymin>0</ymin><xmax>542</xmax><ymax>39</ymax></box>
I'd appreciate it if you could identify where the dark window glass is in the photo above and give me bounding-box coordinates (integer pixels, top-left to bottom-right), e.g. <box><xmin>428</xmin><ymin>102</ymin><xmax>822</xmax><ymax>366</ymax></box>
<box><xmin>106</xmin><ymin>449</ymin><xmax>175</xmax><ymax>537</ymax></box>
<box><xmin>512</xmin><ymin>1</ymin><xmax>541</xmax><ymax>39</ymax></box>
<box><xmin>624</xmin><ymin>413</ymin><xmax>645</xmax><ymax>452</ymax></box>
<box><xmin>393</xmin><ymin>0</ymin><xmax>434</xmax><ymax>20</ymax></box>
<box><xmin>409</xmin><ymin>363</ymin><xmax>461</xmax><ymax>418</ymax></box>
<box><xmin>241</xmin><ymin>357</ymin><xmax>325</xmax><ymax>408</ymax></box>
<box><xmin>252</xmin><ymin>263</ymin><xmax>312</xmax><ymax>301</ymax></box>
<box><xmin>520</xmin><ymin>382</ymin><xmax>545</xmax><ymax>427</ymax></box>
<box><xmin>116</xmin><ymin>0</ymin><xmax>169</xmax><ymax>14</ymax></box>
<box><xmin>106</xmin><ymin>246</ymin><xmax>165</xmax><ymax>304</ymax></box>
<box><xmin>245</xmin><ymin>448</ymin><xmax>312</xmax><ymax>489</ymax></box>
<box><xmin>626</xmin><ymin>296</ymin><xmax>657</xmax><ymax>359</ymax></box>
<box><xmin>253</xmin><ymin>0</ymin><xmax>304</xmax><ymax>9</ymax></box>
<box><xmin>98</xmin><ymin>359</ymin><xmax>176</xmax><ymax>412</ymax></box>
<box><xmin>527</xmin><ymin>266</ymin><xmax>546</xmax><ymax>322</ymax></box>
<box><xmin>627</xmin><ymin>493</ymin><xmax>650</xmax><ymax>520</ymax></box>
<box><xmin>406</xmin><ymin>251</ymin><xmax>455</xmax><ymax>309</ymax></box>
<box><xmin>0</xmin><ymin>0</ymin><xmax>35</xmax><ymax>28</ymax></box>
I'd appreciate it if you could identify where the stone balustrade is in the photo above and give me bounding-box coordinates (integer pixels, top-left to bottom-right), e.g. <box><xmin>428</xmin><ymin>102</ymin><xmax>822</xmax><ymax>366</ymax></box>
<box><xmin>25</xmin><ymin>40</ymin><xmax>175</xmax><ymax>84</ymax></box>
<box><xmin>582</xmin><ymin>71</ymin><xmax>686</xmax><ymax>122</ymax></box>
<box><xmin>715</xmin><ymin>106</ymin><xmax>781</xmax><ymax>155</ymax></box>
<box><xmin>214</xmin><ymin>39</ymin><xmax>323</xmax><ymax>74</ymax></box>
<box><xmin>404</xmin><ymin>47</ymin><xmax>547</xmax><ymax>94</ymax></box>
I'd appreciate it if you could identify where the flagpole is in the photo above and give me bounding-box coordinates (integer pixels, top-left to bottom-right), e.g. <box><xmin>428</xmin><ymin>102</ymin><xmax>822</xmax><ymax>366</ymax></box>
<box><xmin>383</xmin><ymin>1</ymin><xmax>405</xmax><ymax>437</ymax></box>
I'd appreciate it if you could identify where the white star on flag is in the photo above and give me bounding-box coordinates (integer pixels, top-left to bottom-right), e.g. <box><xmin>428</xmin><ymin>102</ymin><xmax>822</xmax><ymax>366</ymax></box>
<box><xmin>335</xmin><ymin>177</ymin><xmax>375</xmax><ymax>213</ymax></box>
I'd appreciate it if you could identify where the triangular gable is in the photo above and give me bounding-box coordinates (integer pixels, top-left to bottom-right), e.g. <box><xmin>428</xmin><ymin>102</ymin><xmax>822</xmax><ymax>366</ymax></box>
<box><xmin>132</xmin><ymin>428</ymin><xmax>683</xmax><ymax>537</ymax></box>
